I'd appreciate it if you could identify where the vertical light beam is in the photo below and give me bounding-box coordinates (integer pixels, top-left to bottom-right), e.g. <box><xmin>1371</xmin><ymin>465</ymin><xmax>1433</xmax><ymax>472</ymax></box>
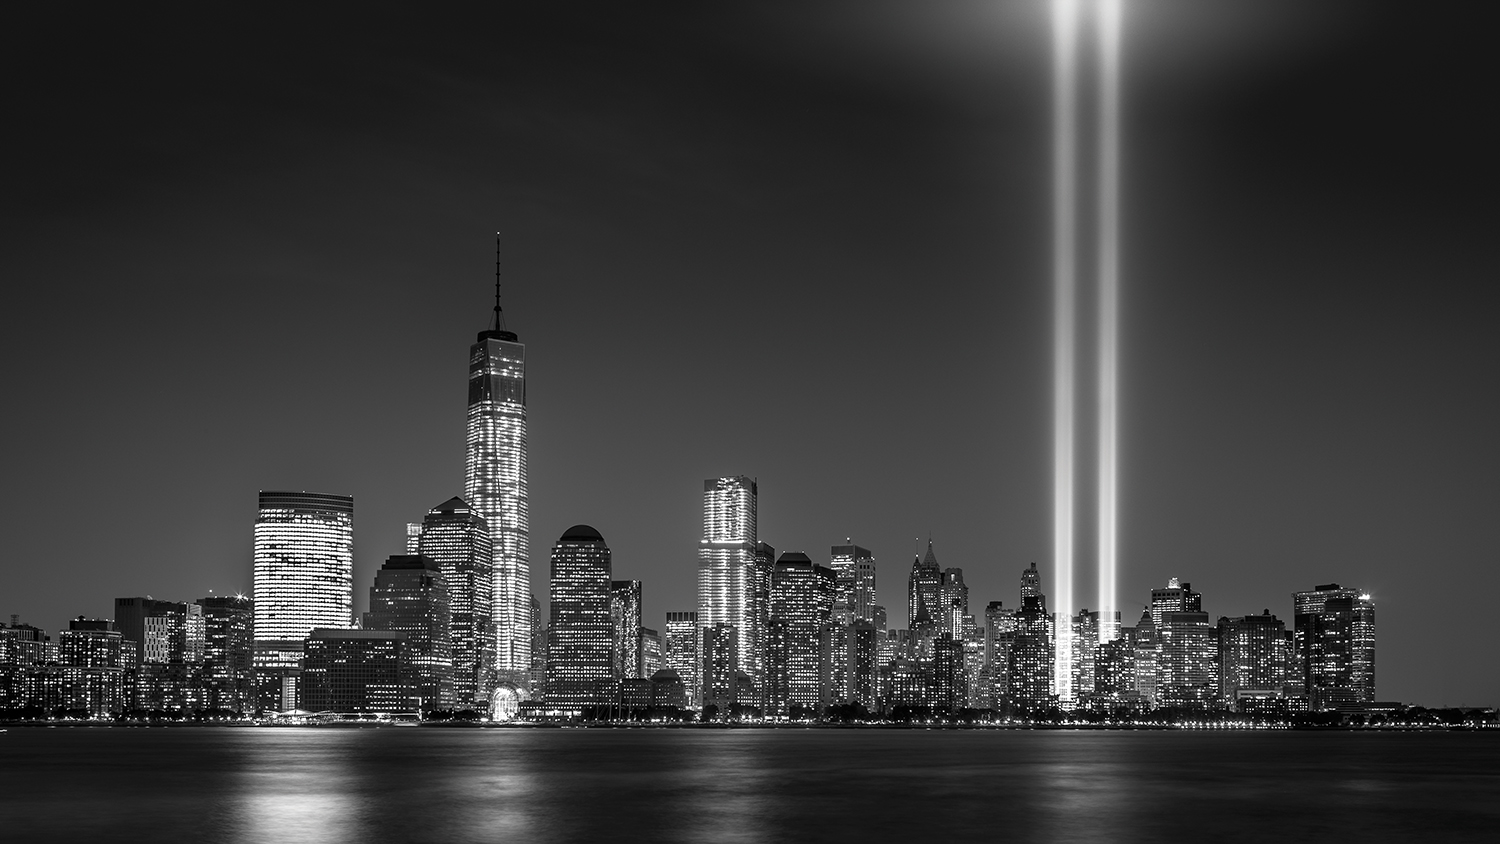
<box><xmin>1052</xmin><ymin>0</ymin><xmax>1079</xmax><ymax>706</ymax></box>
<box><xmin>1097</xmin><ymin>0</ymin><xmax>1121</xmax><ymax>644</ymax></box>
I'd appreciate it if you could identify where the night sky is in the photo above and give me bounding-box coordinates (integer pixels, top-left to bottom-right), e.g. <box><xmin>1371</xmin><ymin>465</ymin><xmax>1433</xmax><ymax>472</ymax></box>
<box><xmin>4</xmin><ymin>1</ymin><xmax>1495</xmax><ymax>707</ymax></box>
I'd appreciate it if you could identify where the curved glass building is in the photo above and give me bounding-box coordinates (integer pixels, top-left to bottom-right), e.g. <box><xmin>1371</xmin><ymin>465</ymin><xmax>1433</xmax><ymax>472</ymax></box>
<box><xmin>252</xmin><ymin>491</ymin><xmax>354</xmax><ymax>708</ymax></box>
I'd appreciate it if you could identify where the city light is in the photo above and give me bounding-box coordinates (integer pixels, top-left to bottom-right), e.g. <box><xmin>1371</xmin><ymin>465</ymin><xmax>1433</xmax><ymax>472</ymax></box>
<box><xmin>1052</xmin><ymin>0</ymin><xmax>1080</xmax><ymax>709</ymax></box>
<box><xmin>1096</xmin><ymin>0</ymin><xmax>1121</xmax><ymax>645</ymax></box>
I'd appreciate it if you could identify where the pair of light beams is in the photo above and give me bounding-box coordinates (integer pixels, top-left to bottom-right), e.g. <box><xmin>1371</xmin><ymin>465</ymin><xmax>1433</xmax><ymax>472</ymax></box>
<box><xmin>1052</xmin><ymin>0</ymin><xmax>1121</xmax><ymax>704</ymax></box>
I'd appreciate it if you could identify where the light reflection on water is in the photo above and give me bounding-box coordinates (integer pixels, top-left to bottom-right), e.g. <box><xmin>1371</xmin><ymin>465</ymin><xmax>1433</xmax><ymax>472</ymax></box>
<box><xmin>1</xmin><ymin>728</ymin><xmax>1497</xmax><ymax>843</ymax></box>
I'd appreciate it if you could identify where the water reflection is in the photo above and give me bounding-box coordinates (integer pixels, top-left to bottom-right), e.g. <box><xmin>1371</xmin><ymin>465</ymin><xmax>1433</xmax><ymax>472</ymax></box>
<box><xmin>3</xmin><ymin>728</ymin><xmax>1498</xmax><ymax>843</ymax></box>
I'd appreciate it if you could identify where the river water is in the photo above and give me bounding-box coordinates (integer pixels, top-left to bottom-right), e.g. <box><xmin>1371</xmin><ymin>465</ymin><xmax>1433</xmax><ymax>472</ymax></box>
<box><xmin>2</xmin><ymin>727</ymin><xmax>1496</xmax><ymax>843</ymax></box>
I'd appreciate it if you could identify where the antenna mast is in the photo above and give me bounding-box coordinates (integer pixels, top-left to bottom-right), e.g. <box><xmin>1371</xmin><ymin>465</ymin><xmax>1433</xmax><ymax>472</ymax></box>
<box><xmin>492</xmin><ymin>232</ymin><xmax>505</xmax><ymax>332</ymax></box>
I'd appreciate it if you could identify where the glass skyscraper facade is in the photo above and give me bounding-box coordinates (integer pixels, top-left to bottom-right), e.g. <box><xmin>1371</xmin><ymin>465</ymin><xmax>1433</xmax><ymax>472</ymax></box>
<box><xmin>664</xmin><ymin>611</ymin><xmax>699</xmax><ymax>707</ymax></box>
<box><xmin>610</xmin><ymin>580</ymin><xmax>643</xmax><ymax>680</ymax></box>
<box><xmin>251</xmin><ymin>491</ymin><xmax>354</xmax><ymax>669</ymax></box>
<box><xmin>251</xmin><ymin>491</ymin><xmax>353</xmax><ymax>712</ymax></box>
<box><xmin>416</xmin><ymin>497</ymin><xmax>494</xmax><ymax>709</ymax></box>
<box><xmin>1294</xmin><ymin>584</ymin><xmax>1375</xmax><ymax>710</ymax></box>
<box><xmin>830</xmin><ymin>542</ymin><xmax>875</xmax><ymax>625</ymax></box>
<box><xmin>464</xmin><ymin>323</ymin><xmax>530</xmax><ymax>686</ymax></box>
<box><xmin>698</xmin><ymin>476</ymin><xmax>760</xmax><ymax>687</ymax></box>
<box><xmin>546</xmin><ymin>525</ymin><xmax>613</xmax><ymax>708</ymax></box>
<box><xmin>364</xmin><ymin>555</ymin><xmax>453</xmax><ymax>712</ymax></box>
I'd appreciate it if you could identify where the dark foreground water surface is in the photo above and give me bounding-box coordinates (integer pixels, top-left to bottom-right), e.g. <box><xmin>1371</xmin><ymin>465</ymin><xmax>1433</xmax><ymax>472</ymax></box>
<box><xmin>2</xmin><ymin>727</ymin><xmax>1497</xmax><ymax>843</ymax></box>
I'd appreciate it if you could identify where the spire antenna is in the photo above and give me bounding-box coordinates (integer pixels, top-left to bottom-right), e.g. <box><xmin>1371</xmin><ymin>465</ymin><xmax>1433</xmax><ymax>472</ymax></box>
<box><xmin>492</xmin><ymin>232</ymin><xmax>505</xmax><ymax>332</ymax></box>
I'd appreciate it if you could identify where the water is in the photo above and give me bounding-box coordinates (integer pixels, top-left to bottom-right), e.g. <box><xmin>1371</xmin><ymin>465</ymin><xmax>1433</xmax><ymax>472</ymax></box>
<box><xmin>2</xmin><ymin>727</ymin><xmax>1497</xmax><ymax>843</ymax></box>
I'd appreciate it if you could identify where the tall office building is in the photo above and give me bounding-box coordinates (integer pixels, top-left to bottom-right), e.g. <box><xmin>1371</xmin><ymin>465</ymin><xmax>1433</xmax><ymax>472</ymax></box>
<box><xmin>751</xmin><ymin>540</ymin><xmax>775</xmax><ymax>688</ymax></box>
<box><xmin>364</xmin><ymin>555</ymin><xmax>453</xmax><ymax>712</ymax></box>
<box><xmin>1150</xmin><ymin>578</ymin><xmax>1202</xmax><ymax>625</ymax></box>
<box><xmin>766</xmin><ymin>552</ymin><xmax>835</xmax><ymax>717</ymax></box>
<box><xmin>417</xmin><ymin>497</ymin><xmax>494</xmax><ymax>709</ymax></box>
<box><xmin>197</xmin><ymin>596</ymin><xmax>253</xmax><ymax>714</ymax></box>
<box><xmin>1157</xmin><ymin>609</ymin><xmax>1216</xmax><ymax>708</ymax></box>
<box><xmin>546</xmin><ymin>525</ymin><xmax>613</xmax><ymax>709</ymax></box>
<box><xmin>983</xmin><ymin>601</ymin><xmax>1017</xmax><ymax>707</ymax></box>
<box><xmin>907</xmin><ymin>542</ymin><xmax>942</xmax><ymax>634</ymax></box>
<box><xmin>1293</xmin><ymin>584</ymin><xmax>1375</xmax><ymax>710</ymax></box>
<box><xmin>664</xmin><ymin>611</ymin><xmax>699</xmax><ymax>707</ymax></box>
<box><xmin>830</xmin><ymin>542</ymin><xmax>875</xmax><ymax>625</ymax></box>
<box><xmin>698</xmin><ymin>477</ymin><xmax>759</xmax><ymax>686</ymax></box>
<box><xmin>1070</xmin><ymin>608</ymin><xmax>1099</xmax><ymax>708</ymax></box>
<box><xmin>610</xmin><ymin>580</ymin><xmax>643</xmax><ymax>680</ymax></box>
<box><xmin>1007</xmin><ymin>563</ymin><xmax>1054</xmax><ymax>712</ymax></box>
<box><xmin>252</xmin><ymin>491</ymin><xmax>354</xmax><ymax>709</ymax></box>
<box><xmin>464</xmin><ymin>274</ymin><xmax>530</xmax><ymax>687</ymax></box>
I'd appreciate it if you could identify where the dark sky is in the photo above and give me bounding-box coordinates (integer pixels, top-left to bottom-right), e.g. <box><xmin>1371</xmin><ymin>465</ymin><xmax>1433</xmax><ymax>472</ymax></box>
<box><xmin>3</xmin><ymin>1</ymin><xmax>1495</xmax><ymax>707</ymax></box>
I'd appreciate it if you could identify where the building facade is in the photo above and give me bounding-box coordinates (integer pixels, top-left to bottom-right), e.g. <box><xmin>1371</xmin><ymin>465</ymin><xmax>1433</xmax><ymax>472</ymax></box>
<box><xmin>1293</xmin><ymin>584</ymin><xmax>1375</xmax><ymax>710</ymax></box>
<box><xmin>610</xmin><ymin>580</ymin><xmax>643</xmax><ymax>680</ymax></box>
<box><xmin>546</xmin><ymin>525</ymin><xmax>613</xmax><ymax>709</ymax></box>
<box><xmin>301</xmin><ymin>629</ymin><xmax>414</xmax><ymax>713</ymax></box>
<box><xmin>698</xmin><ymin>477</ymin><xmax>760</xmax><ymax>689</ymax></box>
<box><xmin>417</xmin><ymin>497</ymin><xmax>495</xmax><ymax>709</ymax></box>
<box><xmin>363</xmin><ymin>555</ymin><xmax>453</xmax><ymax>712</ymax></box>
<box><xmin>197</xmin><ymin>596</ymin><xmax>254</xmax><ymax>714</ymax></box>
<box><xmin>252</xmin><ymin>491</ymin><xmax>354</xmax><ymax>710</ymax></box>
<box><xmin>463</xmin><ymin>310</ymin><xmax>530</xmax><ymax>687</ymax></box>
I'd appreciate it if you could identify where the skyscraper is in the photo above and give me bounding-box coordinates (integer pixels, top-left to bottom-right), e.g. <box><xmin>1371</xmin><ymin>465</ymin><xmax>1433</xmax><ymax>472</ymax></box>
<box><xmin>546</xmin><ymin>525</ymin><xmax>613</xmax><ymax>709</ymax></box>
<box><xmin>115</xmin><ymin>597</ymin><xmax>207</xmax><ymax>712</ymax></box>
<box><xmin>464</xmin><ymin>258</ymin><xmax>530</xmax><ymax>687</ymax></box>
<box><xmin>698</xmin><ymin>476</ymin><xmax>759</xmax><ymax>687</ymax></box>
<box><xmin>1217</xmin><ymin>610</ymin><xmax>1292</xmax><ymax>710</ymax></box>
<box><xmin>766</xmin><ymin>552</ymin><xmax>835</xmax><ymax>717</ymax></box>
<box><xmin>907</xmin><ymin>542</ymin><xmax>942</xmax><ymax>634</ymax></box>
<box><xmin>664</xmin><ymin>611</ymin><xmax>699</xmax><ymax>707</ymax></box>
<box><xmin>417</xmin><ymin>497</ymin><xmax>494</xmax><ymax>709</ymax></box>
<box><xmin>830</xmin><ymin>542</ymin><xmax>875</xmax><ymax>624</ymax></box>
<box><xmin>610</xmin><ymin>580</ymin><xmax>643</xmax><ymax>680</ymax></box>
<box><xmin>251</xmin><ymin>491</ymin><xmax>354</xmax><ymax>710</ymax></box>
<box><xmin>1293</xmin><ymin>584</ymin><xmax>1375</xmax><ymax>710</ymax></box>
<box><xmin>364</xmin><ymin>555</ymin><xmax>453</xmax><ymax>712</ymax></box>
<box><xmin>58</xmin><ymin>618</ymin><xmax>125</xmax><ymax>717</ymax></box>
<box><xmin>197</xmin><ymin>596</ymin><xmax>253</xmax><ymax>714</ymax></box>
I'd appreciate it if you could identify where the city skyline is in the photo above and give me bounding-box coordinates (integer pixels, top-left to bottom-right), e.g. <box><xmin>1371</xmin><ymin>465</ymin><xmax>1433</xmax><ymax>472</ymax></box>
<box><xmin>2</xmin><ymin>1</ymin><xmax>1496</xmax><ymax>708</ymax></box>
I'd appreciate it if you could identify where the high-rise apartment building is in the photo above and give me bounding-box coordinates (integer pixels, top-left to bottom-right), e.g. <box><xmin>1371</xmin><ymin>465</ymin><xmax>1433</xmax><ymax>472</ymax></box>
<box><xmin>1157</xmin><ymin>610</ymin><xmax>1216</xmax><ymax>708</ymax></box>
<box><xmin>610</xmin><ymin>580</ymin><xmax>643</xmax><ymax>680</ymax></box>
<box><xmin>364</xmin><ymin>555</ymin><xmax>453</xmax><ymax>712</ymax></box>
<box><xmin>546</xmin><ymin>525</ymin><xmax>613</xmax><ymax>708</ymax></box>
<box><xmin>1293</xmin><ymin>584</ymin><xmax>1375</xmax><ymax>710</ymax></box>
<box><xmin>252</xmin><ymin>491</ymin><xmax>354</xmax><ymax>710</ymax></box>
<box><xmin>698</xmin><ymin>477</ymin><xmax>759</xmax><ymax>687</ymax></box>
<box><xmin>196</xmin><ymin>596</ymin><xmax>253</xmax><ymax>714</ymax></box>
<box><xmin>418</xmin><ymin>497</ymin><xmax>494</xmax><ymax>709</ymax></box>
<box><xmin>464</xmin><ymin>288</ymin><xmax>530</xmax><ymax>687</ymax></box>
<box><xmin>664</xmin><ymin>611</ymin><xmax>699</xmax><ymax>707</ymax></box>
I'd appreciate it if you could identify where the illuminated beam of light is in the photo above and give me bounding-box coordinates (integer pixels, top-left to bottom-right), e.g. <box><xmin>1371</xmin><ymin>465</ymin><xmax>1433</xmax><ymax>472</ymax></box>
<box><xmin>1097</xmin><ymin>0</ymin><xmax>1121</xmax><ymax>644</ymax></box>
<box><xmin>1052</xmin><ymin>0</ymin><xmax>1079</xmax><ymax>706</ymax></box>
